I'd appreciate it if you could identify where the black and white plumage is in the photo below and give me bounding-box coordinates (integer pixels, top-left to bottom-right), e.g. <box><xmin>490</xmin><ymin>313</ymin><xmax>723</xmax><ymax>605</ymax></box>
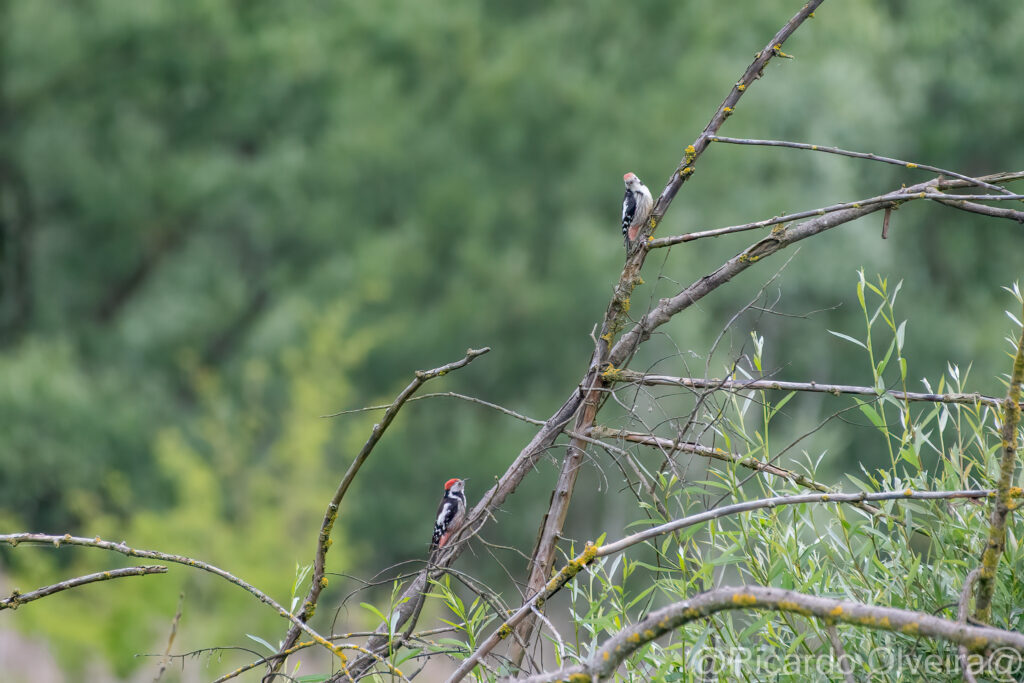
<box><xmin>621</xmin><ymin>172</ymin><xmax>653</xmax><ymax>252</ymax></box>
<box><xmin>431</xmin><ymin>478</ymin><xmax>467</xmax><ymax>550</ymax></box>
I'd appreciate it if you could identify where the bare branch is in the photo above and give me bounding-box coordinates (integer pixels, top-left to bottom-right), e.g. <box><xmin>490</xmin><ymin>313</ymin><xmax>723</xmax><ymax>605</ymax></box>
<box><xmin>273</xmin><ymin>347</ymin><xmax>491</xmax><ymax>672</ymax></box>
<box><xmin>707</xmin><ymin>135</ymin><xmax>1017</xmax><ymax>195</ymax></box>
<box><xmin>0</xmin><ymin>534</ymin><xmax>343</xmax><ymax>663</ymax></box>
<box><xmin>513</xmin><ymin>586</ymin><xmax>1024</xmax><ymax>683</ymax></box>
<box><xmin>607</xmin><ymin>369</ymin><xmax>1008</xmax><ymax>408</ymax></box>
<box><xmin>0</xmin><ymin>565</ymin><xmax>166</xmax><ymax>611</ymax></box>
<box><xmin>974</xmin><ymin>301</ymin><xmax>1024</xmax><ymax>622</ymax></box>
<box><xmin>926</xmin><ymin>193</ymin><xmax>1024</xmax><ymax>223</ymax></box>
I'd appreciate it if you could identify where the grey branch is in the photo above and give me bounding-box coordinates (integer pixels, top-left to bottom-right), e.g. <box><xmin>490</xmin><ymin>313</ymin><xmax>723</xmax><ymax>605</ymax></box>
<box><xmin>273</xmin><ymin>347</ymin><xmax>491</xmax><ymax>674</ymax></box>
<box><xmin>607</xmin><ymin>369</ymin><xmax>1008</xmax><ymax>408</ymax></box>
<box><xmin>0</xmin><ymin>565</ymin><xmax>167</xmax><ymax>611</ymax></box>
<box><xmin>0</xmin><ymin>534</ymin><xmax>341</xmax><ymax>661</ymax></box>
<box><xmin>707</xmin><ymin>135</ymin><xmax>1016</xmax><ymax>195</ymax></box>
<box><xmin>512</xmin><ymin>586</ymin><xmax>1024</xmax><ymax>682</ymax></box>
<box><xmin>648</xmin><ymin>177</ymin><xmax>1024</xmax><ymax>250</ymax></box>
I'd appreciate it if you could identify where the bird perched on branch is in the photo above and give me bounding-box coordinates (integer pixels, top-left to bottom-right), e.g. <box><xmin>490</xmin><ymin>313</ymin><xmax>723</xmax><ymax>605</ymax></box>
<box><xmin>431</xmin><ymin>478</ymin><xmax>467</xmax><ymax>552</ymax></box>
<box><xmin>621</xmin><ymin>172</ymin><xmax>653</xmax><ymax>252</ymax></box>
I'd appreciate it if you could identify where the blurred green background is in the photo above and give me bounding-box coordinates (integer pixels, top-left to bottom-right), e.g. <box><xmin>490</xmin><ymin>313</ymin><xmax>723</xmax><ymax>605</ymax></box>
<box><xmin>0</xmin><ymin>0</ymin><xmax>1021</xmax><ymax>680</ymax></box>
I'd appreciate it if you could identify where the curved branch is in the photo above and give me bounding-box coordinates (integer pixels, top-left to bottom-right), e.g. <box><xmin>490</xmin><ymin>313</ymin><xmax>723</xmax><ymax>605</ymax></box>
<box><xmin>513</xmin><ymin>585</ymin><xmax>1024</xmax><ymax>682</ymax></box>
<box><xmin>0</xmin><ymin>534</ymin><xmax>343</xmax><ymax>662</ymax></box>
<box><xmin>450</xmin><ymin>487</ymin><xmax>1001</xmax><ymax>683</ymax></box>
<box><xmin>0</xmin><ymin>565</ymin><xmax>167</xmax><ymax>610</ymax></box>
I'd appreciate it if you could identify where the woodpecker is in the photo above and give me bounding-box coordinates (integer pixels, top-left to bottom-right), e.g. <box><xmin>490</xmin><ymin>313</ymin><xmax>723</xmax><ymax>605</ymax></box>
<box><xmin>621</xmin><ymin>172</ymin><xmax>653</xmax><ymax>252</ymax></box>
<box><xmin>431</xmin><ymin>478</ymin><xmax>467</xmax><ymax>551</ymax></box>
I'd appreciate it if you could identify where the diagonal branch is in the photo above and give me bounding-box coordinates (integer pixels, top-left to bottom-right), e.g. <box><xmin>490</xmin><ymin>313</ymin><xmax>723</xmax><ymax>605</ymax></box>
<box><xmin>609</xmin><ymin>172</ymin><xmax>1024</xmax><ymax>369</ymax></box>
<box><xmin>271</xmin><ymin>347</ymin><xmax>490</xmax><ymax>673</ymax></box>
<box><xmin>512</xmin><ymin>585</ymin><xmax>1024</xmax><ymax>683</ymax></box>
<box><xmin>0</xmin><ymin>565</ymin><xmax>167</xmax><ymax>610</ymax></box>
<box><xmin>974</xmin><ymin>301</ymin><xmax>1024</xmax><ymax>622</ymax></box>
<box><xmin>506</xmin><ymin>1</ymin><xmax>828</xmax><ymax>667</ymax></box>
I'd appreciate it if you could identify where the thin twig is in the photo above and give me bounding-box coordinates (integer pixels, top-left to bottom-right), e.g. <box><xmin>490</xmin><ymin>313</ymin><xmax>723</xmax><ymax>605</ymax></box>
<box><xmin>324</xmin><ymin>391</ymin><xmax>544</xmax><ymax>426</ymax></box>
<box><xmin>272</xmin><ymin>347</ymin><xmax>490</xmax><ymax>674</ymax></box>
<box><xmin>608</xmin><ymin>369</ymin><xmax>1008</xmax><ymax>408</ymax></box>
<box><xmin>0</xmin><ymin>565</ymin><xmax>166</xmax><ymax>611</ymax></box>
<box><xmin>588</xmin><ymin>425</ymin><xmax>882</xmax><ymax>514</ymax></box>
<box><xmin>153</xmin><ymin>592</ymin><xmax>184</xmax><ymax>683</ymax></box>
<box><xmin>707</xmin><ymin>135</ymin><xmax>1016</xmax><ymax>195</ymax></box>
<box><xmin>512</xmin><ymin>585</ymin><xmax>1024</xmax><ymax>683</ymax></box>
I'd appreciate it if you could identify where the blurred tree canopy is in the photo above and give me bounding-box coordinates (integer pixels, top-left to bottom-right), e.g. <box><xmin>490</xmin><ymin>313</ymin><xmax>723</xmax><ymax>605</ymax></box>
<box><xmin>0</xmin><ymin>0</ymin><xmax>1021</xmax><ymax>677</ymax></box>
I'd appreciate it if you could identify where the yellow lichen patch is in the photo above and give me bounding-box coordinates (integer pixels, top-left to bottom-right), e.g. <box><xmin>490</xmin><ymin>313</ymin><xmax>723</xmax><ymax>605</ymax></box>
<box><xmin>830</xmin><ymin>605</ymin><xmax>843</xmax><ymax>617</ymax></box>
<box><xmin>602</xmin><ymin>364</ymin><xmax>620</xmax><ymax>380</ymax></box>
<box><xmin>1010</xmin><ymin>486</ymin><xmax>1023</xmax><ymax>497</ymax></box>
<box><xmin>811</xmin><ymin>145</ymin><xmax>818</xmax><ymax>150</ymax></box>
<box><xmin>603</xmin><ymin>652</ymin><xmax>610</xmax><ymax>661</ymax></box>
<box><xmin>906</xmin><ymin>163</ymin><xmax>918</xmax><ymax>168</ymax></box>
<box><xmin>778</xmin><ymin>600</ymin><xmax>810</xmax><ymax>615</ymax></box>
<box><xmin>567</xmin><ymin>674</ymin><xmax>591</xmax><ymax>683</ymax></box>
<box><xmin>497</xmin><ymin>624</ymin><xmax>513</xmax><ymax>639</ymax></box>
<box><xmin>627</xmin><ymin>633</ymin><xmax>641</xmax><ymax>644</ymax></box>
<box><xmin>821</xmin><ymin>494</ymin><xmax>830</xmax><ymax>501</ymax></box>
<box><xmin>320</xmin><ymin>577</ymin><xmax>329</xmax><ymax>588</ymax></box>
<box><xmin>732</xmin><ymin>592</ymin><xmax>758</xmax><ymax>607</ymax></box>
<box><xmin>722</xmin><ymin>107</ymin><xmax>734</xmax><ymax>115</ymax></box>
<box><xmin>736</xmin><ymin>84</ymin><xmax>747</xmax><ymax>91</ymax></box>
<box><xmin>879</xmin><ymin>617</ymin><xmax>891</xmax><ymax>628</ymax></box>
<box><xmin>644</xmin><ymin>629</ymin><xmax>655</xmax><ymax>639</ymax></box>
<box><xmin>901</xmin><ymin>622</ymin><xmax>920</xmax><ymax>635</ymax></box>
<box><xmin>684</xmin><ymin>145</ymin><xmax>697</xmax><ymax>164</ymax></box>
<box><xmin>904</xmin><ymin>489</ymin><xmax>914</xmax><ymax>496</ymax></box>
<box><xmin>650</xmin><ymin>217</ymin><xmax>657</xmax><ymax>229</ymax></box>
